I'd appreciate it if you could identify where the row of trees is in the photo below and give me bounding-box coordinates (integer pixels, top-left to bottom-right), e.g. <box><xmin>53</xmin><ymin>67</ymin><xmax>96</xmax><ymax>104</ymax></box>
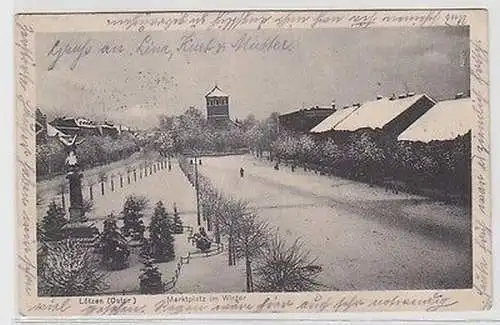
<box><xmin>36</xmin><ymin>133</ymin><xmax>140</xmax><ymax>180</ymax></box>
<box><xmin>155</xmin><ymin>108</ymin><xmax>279</xmax><ymax>155</ymax></box>
<box><xmin>178</xmin><ymin>155</ymin><xmax>323</xmax><ymax>292</ymax></box>
<box><xmin>269</xmin><ymin>129</ymin><xmax>471</xmax><ymax>203</ymax></box>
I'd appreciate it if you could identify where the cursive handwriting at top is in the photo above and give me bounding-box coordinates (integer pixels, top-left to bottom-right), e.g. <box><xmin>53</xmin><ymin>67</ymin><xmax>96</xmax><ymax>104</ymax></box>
<box><xmin>136</xmin><ymin>34</ymin><xmax>175</xmax><ymax>60</ymax></box>
<box><xmin>231</xmin><ymin>33</ymin><xmax>294</xmax><ymax>52</ymax></box>
<box><xmin>44</xmin><ymin>32</ymin><xmax>297</xmax><ymax>70</ymax></box>
<box><xmin>47</xmin><ymin>39</ymin><xmax>93</xmax><ymax>71</ymax></box>
<box><xmin>106</xmin><ymin>11</ymin><xmax>469</xmax><ymax>32</ymax></box>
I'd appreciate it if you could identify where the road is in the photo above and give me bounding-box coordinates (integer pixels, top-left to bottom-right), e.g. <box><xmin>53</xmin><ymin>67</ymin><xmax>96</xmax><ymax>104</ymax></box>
<box><xmin>195</xmin><ymin>154</ymin><xmax>472</xmax><ymax>292</ymax></box>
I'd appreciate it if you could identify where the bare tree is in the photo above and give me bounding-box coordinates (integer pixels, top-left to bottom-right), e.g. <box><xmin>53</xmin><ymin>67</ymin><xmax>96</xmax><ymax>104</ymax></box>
<box><xmin>255</xmin><ymin>233</ymin><xmax>323</xmax><ymax>292</ymax></box>
<box><xmin>233</xmin><ymin>212</ymin><xmax>269</xmax><ymax>292</ymax></box>
<box><xmin>219</xmin><ymin>197</ymin><xmax>248</xmax><ymax>266</ymax></box>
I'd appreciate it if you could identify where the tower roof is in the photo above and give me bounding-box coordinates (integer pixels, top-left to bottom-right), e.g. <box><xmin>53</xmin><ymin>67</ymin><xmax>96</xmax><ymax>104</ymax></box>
<box><xmin>205</xmin><ymin>85</ymin><xmax>228</xmax><ymax>98</ymax></box>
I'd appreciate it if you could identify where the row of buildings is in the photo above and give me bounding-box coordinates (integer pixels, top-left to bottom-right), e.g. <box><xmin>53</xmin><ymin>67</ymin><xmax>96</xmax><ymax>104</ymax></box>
<box><xmin>36</xmin><ymin>108</ymin><xmax>133</xmax><ymax>144</ymax></box>
<box><xmin>278</xmin><ymin>91</ymin><xmax>472</xmax><ymax>143</ymax></box>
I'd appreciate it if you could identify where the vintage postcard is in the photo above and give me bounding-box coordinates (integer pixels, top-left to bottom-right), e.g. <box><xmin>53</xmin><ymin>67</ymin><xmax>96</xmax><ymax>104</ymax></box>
<box><xmin>15</xmin><ymin>9</ymin><xmax>490</xmax><ymax>317</ymax></box>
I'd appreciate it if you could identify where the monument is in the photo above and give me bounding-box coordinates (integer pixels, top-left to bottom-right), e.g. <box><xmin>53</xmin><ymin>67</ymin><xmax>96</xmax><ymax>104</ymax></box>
<box><xmin>58</xmin><ymin>135</ymin><xmax>85</xmax><ymax>221</ymax></box>
<box><xmin>57</xmin><ymin>134</ymin><xmax>99</xmax><ymax>241</ymax></box>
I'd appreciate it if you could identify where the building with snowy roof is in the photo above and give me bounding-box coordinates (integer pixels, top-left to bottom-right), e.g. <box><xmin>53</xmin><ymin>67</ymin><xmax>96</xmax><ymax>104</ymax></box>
<box><xmin>279</xmin><ymin>102</ymin><xmax>337</xmax><ymax>134</ymax></box>
<box><xmin>397</xmin><ymin>96</ymin><xmax>472</xmax><ymax>142</ymax></box>
<box><xmin>333</xmin><ymin>93</ymin><xmax>436</xmax><ymax>137</ymax></box>
<box><xmin>205</xmin><ymin>85</ymin><xmax>231</xmax><ymax>128</ymax></box>
<box><xmin>309</xmin><ymin>104</ymin><xmax>359</xmax><ymax>133</ymax></box>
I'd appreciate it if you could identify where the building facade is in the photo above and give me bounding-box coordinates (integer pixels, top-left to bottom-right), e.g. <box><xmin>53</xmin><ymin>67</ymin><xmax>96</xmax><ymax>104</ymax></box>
<box><xmin>205</xmin><ymin>85</ymin><xmax>230</xmax><ymax>128</ymax></box>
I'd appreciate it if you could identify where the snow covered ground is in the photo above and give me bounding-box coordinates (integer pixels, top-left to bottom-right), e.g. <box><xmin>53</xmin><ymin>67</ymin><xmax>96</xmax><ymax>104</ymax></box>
<box><xmin>36</xmin><ymin>153</ymin><xmax>472</xmax><ymax>293</ymax></box>
<box><xmin>195</xmin><ymin>154</ymin><xmax>472</xmax><ymax>291</ymax></box>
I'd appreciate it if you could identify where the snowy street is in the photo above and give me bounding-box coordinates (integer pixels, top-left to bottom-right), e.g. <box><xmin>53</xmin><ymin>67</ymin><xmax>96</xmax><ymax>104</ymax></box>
<box><xmin>195</xmin><ymin>154</ymin><xmax>472</xmax><ymax>291</ymax></box>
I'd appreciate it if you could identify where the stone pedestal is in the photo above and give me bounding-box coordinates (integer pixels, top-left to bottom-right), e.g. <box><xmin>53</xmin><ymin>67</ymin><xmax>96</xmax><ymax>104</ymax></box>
<box><xmin>67</xmin><ymin>171</ymin><xmax>84</xmax><ymax>222</ymax></box>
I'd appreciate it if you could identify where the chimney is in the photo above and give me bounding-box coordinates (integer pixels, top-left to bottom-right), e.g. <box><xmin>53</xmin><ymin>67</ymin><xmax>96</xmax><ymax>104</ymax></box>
<box><xmin>408</xmin><ymin>92</ymin><xmax>416</xmax><ymax>97</ymax></box>
<box><xmin>331</xmin><ymin>100</ymin><xmax>336</xmax><ymax>110</ymax></box>
<box><xmin>455</xmin><ymin>92</ymin><xmax>464</xmax><ymax>99</ymax></box>
<box><xmin>398</xmin><ymin>93</ymin><xmax>407</xmax><ymax>99</ymax></box>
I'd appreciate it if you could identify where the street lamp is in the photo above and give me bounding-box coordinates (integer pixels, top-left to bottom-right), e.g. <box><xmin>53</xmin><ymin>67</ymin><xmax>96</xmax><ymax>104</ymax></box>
<box><xmin>194</xmin><ymin>153</ymin><xmax>201</xmax><ymax>227</ymax></box>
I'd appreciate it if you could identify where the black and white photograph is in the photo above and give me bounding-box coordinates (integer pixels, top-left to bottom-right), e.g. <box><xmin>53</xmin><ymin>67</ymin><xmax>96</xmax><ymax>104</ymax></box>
<box><xmin>15</xmin><ymin>9</ymin><xmax>491</xmax><ymax>315</ymax></box>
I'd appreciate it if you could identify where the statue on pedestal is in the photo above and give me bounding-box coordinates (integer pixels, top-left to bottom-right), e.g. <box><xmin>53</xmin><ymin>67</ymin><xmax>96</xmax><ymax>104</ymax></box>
<box><xmin>56</xmin><ymin>134</ymin><xmax>98</xmax><ymax>242</ymax></box>
<box><xmin>58</xmin><ymin>134</ymin><xmax>85</xmax><ymax>222</ymax></box>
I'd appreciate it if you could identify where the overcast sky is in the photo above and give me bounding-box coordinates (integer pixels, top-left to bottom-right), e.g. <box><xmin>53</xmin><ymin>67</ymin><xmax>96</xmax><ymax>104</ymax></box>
<box><xmin>36</xmin><ymin>26</ymin><xmax>469</xmax><ymax>129</ymax></box>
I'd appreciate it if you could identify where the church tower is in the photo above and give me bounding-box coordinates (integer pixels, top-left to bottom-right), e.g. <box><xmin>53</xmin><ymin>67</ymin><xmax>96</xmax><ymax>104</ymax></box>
<box><xmin>205</xmin><ymin>85</ymin><xmax>230</xmax><ymax>127</ymax></box>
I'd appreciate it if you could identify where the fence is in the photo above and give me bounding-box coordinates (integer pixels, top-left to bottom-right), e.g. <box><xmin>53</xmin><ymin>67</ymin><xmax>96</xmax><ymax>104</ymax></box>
<box><xmin>51</xmin><ymin>158</ymin><xmax>171</xmax><ymax>217</ymax></box>
<box><xmin>163</xmin><ymin>240</ymin><xmax>225</xmax><ymax>292</ymax></box>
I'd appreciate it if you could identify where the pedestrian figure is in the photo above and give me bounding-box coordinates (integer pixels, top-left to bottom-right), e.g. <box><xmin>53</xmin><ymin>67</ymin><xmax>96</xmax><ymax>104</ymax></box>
<box><xmin>199</xmin><ymin>159</ymin><xmax>202</xmax><ymax>165</ymax></box>
<box><xmin>274</xmin><ymin>163</ymin><xmax>279</xmax><ymax>170</ymax></box>
<box><xmin>168</xmin><ymin>163</ymin><xmax>172</xmax><ymax>171</ymax></box>
<box><xmin>199</xmin><ymin>227</ymin><xmax>208</xmax><ymax>238</ymax></box>
<box><xmin>190</xmin><ymin>160</ymin><xmax>193</xmax><ymax>165</ymax></box>
<box><xmin>240</xmin><ymin>167</ymin><xmax>245</xmax><ymax>178</ymax></box>
<box><xmin>291</xmin><ymin>165</ymin><xmax>295</xmax><ymax>172</ymax></box>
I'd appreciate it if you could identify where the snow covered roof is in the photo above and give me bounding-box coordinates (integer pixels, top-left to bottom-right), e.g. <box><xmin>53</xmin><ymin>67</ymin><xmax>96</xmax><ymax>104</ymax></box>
<box><xmin>310</xmin><ymin>106</ymin><xmax>359</xmax><ymax>133</ymax></box>
<box><xmin>335</xmin><ymin>94</ymin><xmax>435</xmax><ymax>131</ymax></box>
<box><xmin>205</xmin><ymin>85</ymin><xmax>228</xmax><ymax>98</ymax></box>
<box><xmin>397</xmin><ymin>97</ymin><xmax>472</xmax><ymax>142</ymax></box>
<box><xmin>280</xmin><ymin>106</ymin><xmax>336</xmax><ymax>118</ymax></box>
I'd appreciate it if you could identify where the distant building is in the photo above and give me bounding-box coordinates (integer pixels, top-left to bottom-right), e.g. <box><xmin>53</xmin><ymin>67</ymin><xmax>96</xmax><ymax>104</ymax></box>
<box><xmin>398</xmin><ymin>95</ymin><xmax>472</xmax><ymax>142</ymax></box>
<box><xmin>279</xmin><ymin>103</ymin><xmax>337</xmax><ymax>133</ymax></box>
<box><xmin>49</xmin><ymin>117</ymin><xmax>126</xmax><ymax>138</ymax></box>
<box><xmin>50</xmin><ymin>117</ymin><xmax>101</xmax><ymax>137</ymax></box>
<box><xmin>205</xmin><ymin>85</ymin><xmax>230</xmax><ymax>128</ymax></box>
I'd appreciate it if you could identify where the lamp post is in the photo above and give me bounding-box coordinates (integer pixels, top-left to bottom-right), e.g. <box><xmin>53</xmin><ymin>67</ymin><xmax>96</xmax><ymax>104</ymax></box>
<box><xmin>194</xmin><ymin>154</ymin><xmax>201</xmax><ymax>226</ymax></box>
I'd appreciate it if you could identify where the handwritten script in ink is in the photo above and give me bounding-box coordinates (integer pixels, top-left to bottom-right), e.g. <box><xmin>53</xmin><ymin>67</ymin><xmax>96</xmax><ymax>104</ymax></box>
<box><xmin>15</xmin><ymin>20</ymin><xmax>37</xmax><ymax>298</ymax></box>
<box><xmin>45</xmin><ymin>32</ymin><xmax>296</xmax><ymax>71</ymax></box>
<box><xmin>470</xmin><ymin>38</ymin><xmax>492</xmax><ymax>311</ymax></box>
<box><xmin>105</xmin><ymin>11</ymin><xmax>468</xmax><ymax>31</ymax></box>
<box><xmin>46</xmin><ymin>11</ymin><xmax>470</xmax><ymax>71</ymax></box>
<box><xmin>71</xmin><ymin>292</ymin><xmax>460</xmax><ymax>316</ymax></box>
